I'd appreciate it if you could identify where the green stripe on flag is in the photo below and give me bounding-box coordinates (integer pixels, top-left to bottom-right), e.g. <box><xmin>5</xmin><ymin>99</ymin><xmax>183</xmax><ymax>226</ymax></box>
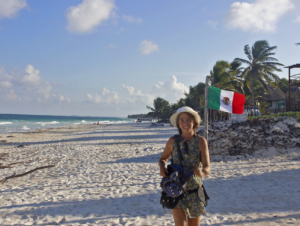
<box><xmin>208</xmin><ymin>86</ymin><xmax>221</xmax><ymax>110</ymax></box>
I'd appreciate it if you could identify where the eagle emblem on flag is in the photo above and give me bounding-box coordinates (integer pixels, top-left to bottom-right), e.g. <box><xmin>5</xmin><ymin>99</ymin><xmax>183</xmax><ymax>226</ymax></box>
<box><xmin>221</xmin><ymin>97</ymin><xmax>231</xmax><ymax>105</ymax></box>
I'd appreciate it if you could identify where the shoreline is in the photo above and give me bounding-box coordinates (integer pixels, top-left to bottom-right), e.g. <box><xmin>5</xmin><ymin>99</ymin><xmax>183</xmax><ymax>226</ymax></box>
<box><xmin>0</xmin><ymin>123</ymin><xmax>300</xmax><ymax>225</ymax></box>
<box><xmin>0</xmin><ymin>113</ymin><xmax>136</xmax><ymax>135</ymax></box>
<box><xmin>0</xmin><ymin>121</ymin><xmax>136</xmax><ymax>136</ymax></box>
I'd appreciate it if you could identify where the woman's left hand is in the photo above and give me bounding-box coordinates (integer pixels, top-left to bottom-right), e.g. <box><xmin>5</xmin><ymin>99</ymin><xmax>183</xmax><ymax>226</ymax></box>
<box><xmin>193</xmin><ymin>167</ymin><xmax>206</xmax><ymax>178</ymax></box>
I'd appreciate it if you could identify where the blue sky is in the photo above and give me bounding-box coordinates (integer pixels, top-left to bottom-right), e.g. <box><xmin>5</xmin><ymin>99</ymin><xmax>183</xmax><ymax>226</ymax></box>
<box><xmin>0</xmin><ymin>0</ymin><xmax>300</xmax><ymax>117</ymax></box>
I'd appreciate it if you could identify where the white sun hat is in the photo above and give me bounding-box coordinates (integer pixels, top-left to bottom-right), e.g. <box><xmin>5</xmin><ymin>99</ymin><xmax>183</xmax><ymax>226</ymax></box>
<box><xmin>170</xmin><ymin>106</ymin><xmax>201</xmax><ymax>128</ymax></box>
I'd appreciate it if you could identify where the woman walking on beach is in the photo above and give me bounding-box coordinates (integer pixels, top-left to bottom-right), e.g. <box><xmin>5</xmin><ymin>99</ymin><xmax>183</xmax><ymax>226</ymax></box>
<box><xmin>159</xmin><ymin>106</ymin><xmax>210</xmax><ymax>226</ymax></box>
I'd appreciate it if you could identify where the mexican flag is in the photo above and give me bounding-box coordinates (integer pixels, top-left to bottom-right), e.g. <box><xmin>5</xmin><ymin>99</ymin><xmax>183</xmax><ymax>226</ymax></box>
<box><xmin>208</xmin><ymin>86</ymin><xmax>245</xmax><ymax>114</ymax></box>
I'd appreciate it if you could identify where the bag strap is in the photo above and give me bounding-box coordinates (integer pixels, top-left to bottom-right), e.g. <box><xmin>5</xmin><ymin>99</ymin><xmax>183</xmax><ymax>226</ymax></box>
<box><xmin>202</xmin><ymin>184</ymin><xmax>210</xmax><ymax>200</ymax></box>
<box><xmin>173</xmin><ymin>135</ymin><xmax>184</xmax><ymax>167</ymax></box>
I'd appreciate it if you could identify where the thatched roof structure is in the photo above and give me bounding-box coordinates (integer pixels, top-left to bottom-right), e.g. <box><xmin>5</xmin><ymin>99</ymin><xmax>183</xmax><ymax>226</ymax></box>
<box><xmin>260</xmin><ymin>86</ymin><xmax>285</xmax><ymax>101</ymax></box>
<box><xmin>284</xmin><ymin>63</ymin><xmax>300</xmax><ymax>69</ymax></box>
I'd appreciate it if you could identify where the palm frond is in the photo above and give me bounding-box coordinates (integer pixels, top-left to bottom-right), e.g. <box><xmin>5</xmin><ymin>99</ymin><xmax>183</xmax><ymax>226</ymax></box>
<box><xmin>260</xmin><ymin>46</ymin><xmax>277</xmax><ymax>56</ymax></box>
<box><xmin>146</xmin><ymin>105</ymin><xmax>155</xmax><ymax>111</ymax></box>
<box><xmin>263</xmin><ymin>65</ymin><xmax>283</xmax><ymax>73</ymax></box>
<box><xmin>262</xmin><ymin>61</ymin><xmax>284</xmax><ymax>68</ymax></box>
<box><xmin>244</xmin><ymin>45</ymin><xmax>252</xmax><ymax>61</ymax></box>
<box><xmin>252</xmin><ymin>40</ymin><xmax>269</xmax><ymax>59</ymax></box>
<box><xmin>222</xmin><ymin>80</ymin><xmax>244</xmax><ymax>93</ymax></box>
<box><xmin>263</xmin><ymin>71</ymin><xmax>280</xmax><ymax>82</ymax></box>
<box><xmin>234</xmin><ymin>58</ymin><xmax>251</xmax><ymax>65</ymax></box>
<box><xmin>239</xmin><ymin>67</ymin><xmax>250</xmax><ymax>79</ymax></box>
<box><xmin>262</xmin><ymin>57</ymin><xmax>279</xmax><ymax>62</ymax></box>
<box><xmin>256</xmin><ymin>76</ymin><xmax>269</xmax><ymax>91</ymax></box>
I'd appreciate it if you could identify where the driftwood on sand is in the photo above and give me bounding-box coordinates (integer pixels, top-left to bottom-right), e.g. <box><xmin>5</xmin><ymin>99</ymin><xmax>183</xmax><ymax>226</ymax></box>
<box><xmin>0</xmin><ymin>165</ymin><xmax>55</xmax><ymax>185</ymax></box>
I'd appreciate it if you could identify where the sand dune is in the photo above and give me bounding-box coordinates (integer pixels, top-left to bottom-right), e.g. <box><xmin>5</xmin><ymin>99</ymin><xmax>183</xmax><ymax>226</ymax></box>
<box><xmin>0</xmin><ymin>123</ymin><xmax>300</xmax><ymax>225</ymax></box>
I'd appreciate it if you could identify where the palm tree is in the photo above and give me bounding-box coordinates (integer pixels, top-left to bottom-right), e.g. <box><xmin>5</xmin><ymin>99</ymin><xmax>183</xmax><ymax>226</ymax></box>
<box><xmin>242</xmin><ymin>78</ymin><xmax>265</xmax><ymax>99</ymax></box>
<box><xmin>234</xmin><ymin>40</ymin><xmax>284</xmax><ymax>100</ymax></box>
<box><xmin>184</xmin><ymin>82</ymin><xmax>206</xmax><ymax>109</ymax></box>
<box><xmin>208</xmin><ymin>60</ymin><xmax>244</xmax><ymax>93</ymax></box>
<box><xmin>146</xmin><ymin>97</ymin><xmax>170</xmax><ymax>121</ymax></box>
<box><xmin>278</xmin><ymin>78</ymin><xmax>288</xmax><ymax>93</ymax></box>
<box><xmin>171</xmin><ymin>98</ymin><xmax>186</xmax><ymax>110</ymax></box>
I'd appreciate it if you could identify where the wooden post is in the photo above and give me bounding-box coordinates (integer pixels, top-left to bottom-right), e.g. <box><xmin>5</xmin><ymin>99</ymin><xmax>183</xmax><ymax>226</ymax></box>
<box><xmin>204</xmin><ymin>76</ymin><xmax>209</xmax><ymax>141</ymax></box>
<box><xmin>288</xmin><ymin>68</ymin><xmax>291</xmax><ymax>111</ymax></box>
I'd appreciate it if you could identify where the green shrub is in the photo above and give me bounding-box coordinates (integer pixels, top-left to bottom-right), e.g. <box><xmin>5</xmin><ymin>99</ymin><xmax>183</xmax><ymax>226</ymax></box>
<box><xmin>248</xmin><ymin>111</ymin><xmax>300</xmax><ymax>120</ymax></box>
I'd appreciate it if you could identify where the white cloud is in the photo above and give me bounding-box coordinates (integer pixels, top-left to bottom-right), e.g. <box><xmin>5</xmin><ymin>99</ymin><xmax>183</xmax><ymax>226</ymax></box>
<box><xmin>86</xmin><ymin>93</ymin><xmax>93</xmax><ymax>101</ymax></box>
<box><xmin>86</xmin><ymin>87</ymin><xmax>119</xmax><ymax>104</ymax></box>
<box><xmin>6</xmin><ymin>89</ymin><xmax>17</xmax><ymax>100</ymax></box>
<box><xmin>152</xmin><ymin>75</ymin><xmax>188</xmax><ymax>102</ymax></box>
<box><xmin>207</xmin><ymin>20</ymin><xmax>218</xmax><ymax>29</ymax></box>
<box><xmin>37</xmin><ymin>82</ymin><xmax>52</xmax><ymax>99</ymax></box>
<box><xmin>95</xmin><ymin>94</ymin><xmax>101</xmax><ymax>103</ymax></box>
<box><xmin>102</xmin><ymin>87</ymin><xmax>110</xmax><ymax>95</ymax></box>
<box><xmin>122</xmin><ymin>84</ymin><xmax>153</xmax><ymax>105</ymax></box>
<box><xmin>0</xmin><ymin>66</ymin><xmax>13</xmax><ymax>81</ymax></box>
<box><xmin>0</xmin><ymin>65</ymin><xmax>68</xmax><ymax>103</ymax></box>
<box><xmin>59</xmin><ymin>95</ymin><xmax>71</xmax><ymax>103</ymax></box>
<box><xmin>19</xmin><ymin>65</ymin><xmax>53</xmax><ymax>99</ymax></box>
<box><xmin>0</xmin><ymin>0</ymin><xmax>27</xmax><ymax>19</ymax></box>
<box><xmin>0</xmin><ymin>81</ymin><xmax>13</xmax><ymax>88</ymax></box>
<box><xmin>122</xmin><ymin>15</ymin><xmax>142</xmax><ymax>24</ymax></box>
<box><xmin>139</xmin><ymin>40</ymin><xmax>159</xmax><ymax>55</ymax></box>
<box><xmin>122</xmin><ymin>76</ymin><xmax>188</xmax><ymax>105</ymax></box>
<box><xmin>66</xmin><ymin>0</ymin><xmax>116</xmax><ymax>33</ymax></box>
<box><xmin>59</xmin><ymin>95</ymin><xmax>65</xmax><ymax>102</ymax></box>
<box><xmin>225</xmin><ymin>0</ymin><xmax>294</xmax><ymax>33</ymax></box>
<box><xmin>22</xmin><ymin>64</ymin><xmax>41</xmax><ymax>85</ymax></box>
<box><xmin>122</xmin><ymin>84</ymin><xmax>135</xmax><ymax>95</ymax></box>
<box><xmin>86</xmin><ymin>93</ymin><xmax>101</xmax><ymax>103</ymax></box>
<box><xmin>83</xmin><ymin>76</ymin><xmax>189</xmax><ymax>114</ymax></box>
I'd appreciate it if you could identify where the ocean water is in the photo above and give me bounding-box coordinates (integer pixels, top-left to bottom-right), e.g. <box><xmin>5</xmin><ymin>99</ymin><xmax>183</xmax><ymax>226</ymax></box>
<box><xmin>0</xmin><ymin>114</ymin><xmax>135</xmax><ymax>134</ymax></box>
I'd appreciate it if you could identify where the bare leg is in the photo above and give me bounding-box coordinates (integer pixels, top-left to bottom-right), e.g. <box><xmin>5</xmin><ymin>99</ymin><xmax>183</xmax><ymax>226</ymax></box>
<box><xmin>187</xmin><ymin>216</ymin><xmax>201</xmax><ymax>226</ymax></box>
<box><xmin>171</xmin><ymin>208</ymin><xmax>187</xmax><ymax>226</ymax></box>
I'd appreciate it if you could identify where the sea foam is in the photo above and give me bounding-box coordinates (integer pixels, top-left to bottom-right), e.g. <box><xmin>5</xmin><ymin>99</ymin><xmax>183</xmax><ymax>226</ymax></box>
<box><xmin>21</xmin><ymin>126</ymin><xmax>30</xmax><ymax>130</ymax></box>
<box><xmin>36</xmin><ymin>121</ymin><xmax>60</xmax><ymax>126</ymax></box>
<box><xmin>0</xmin><ymin>122</ymin><xmax>13</xmax><ymax>125</ymax></box>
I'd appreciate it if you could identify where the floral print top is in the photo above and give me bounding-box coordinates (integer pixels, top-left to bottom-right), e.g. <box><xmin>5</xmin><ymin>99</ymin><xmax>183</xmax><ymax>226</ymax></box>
<box><xmin>171</xmin><ymin>134</ymin><xmax>206</xmax><ymax>217</ymax></box>
<box><xmin>172</xmin><ymin>134</ymin><xmax>203</xmax><ymax>190</ymax></box>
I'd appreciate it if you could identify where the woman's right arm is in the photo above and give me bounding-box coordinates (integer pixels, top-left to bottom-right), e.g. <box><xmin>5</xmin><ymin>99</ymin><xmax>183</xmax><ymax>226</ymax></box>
<box><xmin>158</xmin><ymin>137</ymin><xmax>174</xmax><ymax>177</ymax></box>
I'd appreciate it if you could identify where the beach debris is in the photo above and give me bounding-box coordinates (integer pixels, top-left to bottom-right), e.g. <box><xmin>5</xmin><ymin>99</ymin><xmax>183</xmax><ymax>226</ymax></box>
<box><xmin>114</xmin><ymin>156</ymin><xmax>122</xmax><ymax>159</ymax></box>
<box><xmin>0</xmin><ymin>164</ymin><xmax>55</xmax><ymax>185</ymax></box>
<box><xmin>0</xmin><ymin>153</ymin><xmax>8</xmax><ymax>161</ymax></box>
<box><xmin>197</xmin><ymin>117</ymin><xmax>300</xmax><ymax>156</ymax></box>
<box><xmin>0</xmin><ymin>164</ymin><xmax>12</xmax><ymax>169</ymax></box>
<box><xmin>16</xmin><ymin>144</ymin><xmax>30</xmax><ymax>148</ymax></box>
<box><xmin>6</xmin><ymin>135</ymin><xmax>14</xmax><ymax>138</ymax></box>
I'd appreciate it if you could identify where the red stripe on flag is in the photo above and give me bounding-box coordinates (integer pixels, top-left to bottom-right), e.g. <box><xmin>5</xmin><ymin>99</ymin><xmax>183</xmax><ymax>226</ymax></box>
<box><xmin>232</xmin><ymin>92</ymin><xmax>245</xmax><ymax>114</ymax></box>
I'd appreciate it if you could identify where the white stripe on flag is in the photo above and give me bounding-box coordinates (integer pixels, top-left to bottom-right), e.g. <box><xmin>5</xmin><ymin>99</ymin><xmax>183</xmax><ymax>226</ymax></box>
<box><xmin>220</xmin><ymin>90</ymin><xmax>234</xmax><ymax>113</ymax></box>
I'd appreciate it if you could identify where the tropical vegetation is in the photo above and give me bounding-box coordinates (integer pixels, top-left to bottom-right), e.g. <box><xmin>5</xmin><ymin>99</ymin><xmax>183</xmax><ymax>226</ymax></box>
<box><xmin>145</xmin><ymin>40</ymin><xmax>287</xmax><ymax>121</ymax></box>
<box><xmin>234</xmin><ymin>40</ymin><xmax>284</xmax><ymax>100</ymax></box>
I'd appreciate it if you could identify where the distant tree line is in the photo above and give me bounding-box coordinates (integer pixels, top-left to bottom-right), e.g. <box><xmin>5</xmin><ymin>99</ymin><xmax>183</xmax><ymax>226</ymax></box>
<box><xmin>146</xmin><ymin>40</ymin><xmax>289</xmax><ymax>121</ymax></box>
<box><xmin>127</xmin><ymin>114</ymin><xmax>148</xmax><ymax>119</ymax></box>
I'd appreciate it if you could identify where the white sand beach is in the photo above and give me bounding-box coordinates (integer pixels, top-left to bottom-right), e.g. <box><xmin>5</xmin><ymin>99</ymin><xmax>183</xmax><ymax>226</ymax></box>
<box><xmin>1</xmin><ymin>123</ymin><xmax>300</xmax><ymax>225</ymax></box>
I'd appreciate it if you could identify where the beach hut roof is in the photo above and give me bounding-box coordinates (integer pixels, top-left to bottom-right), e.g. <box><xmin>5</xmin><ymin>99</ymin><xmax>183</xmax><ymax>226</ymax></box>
<box><xmin>284</xmin><ymin>63</ymin><xmax>300</xmax><ymax>69</ymax></box>
<box><xmin>260</xmin><ymin>86</ymin><xmax>285</xmax><ymax>101</ymax></box>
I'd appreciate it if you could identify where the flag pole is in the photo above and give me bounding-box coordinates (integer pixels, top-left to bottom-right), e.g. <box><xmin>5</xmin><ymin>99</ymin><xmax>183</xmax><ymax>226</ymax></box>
<box><xmin>204</xmin><ymin>76</ymin><xmax>209</xmax><ymax>141</ymax></box>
